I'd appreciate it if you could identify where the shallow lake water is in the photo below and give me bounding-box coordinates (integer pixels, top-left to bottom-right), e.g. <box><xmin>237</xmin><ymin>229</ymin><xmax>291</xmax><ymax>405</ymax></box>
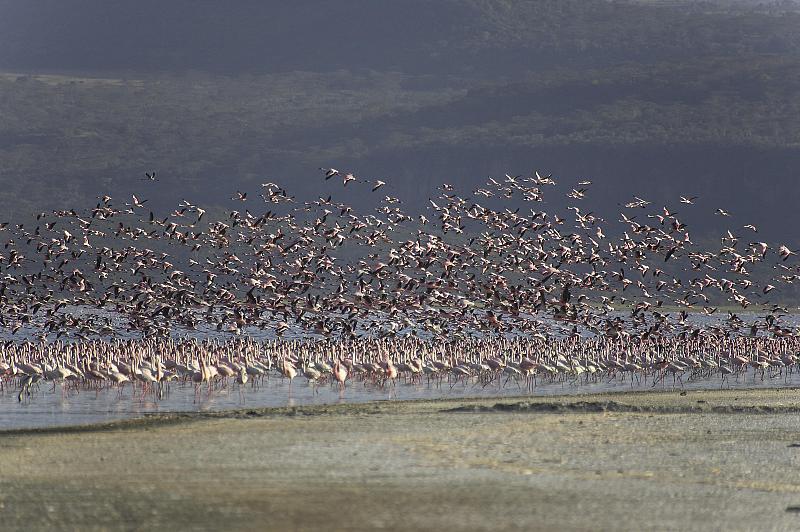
<box><xmin>2</xmin><ymin>311</ymin><xmax>799</xmax><ymax>429</ymax></box>
<box><xmin>2</xmin><ymin>367</ymin><xmax>798</xmax><ymax>430</ymax></box>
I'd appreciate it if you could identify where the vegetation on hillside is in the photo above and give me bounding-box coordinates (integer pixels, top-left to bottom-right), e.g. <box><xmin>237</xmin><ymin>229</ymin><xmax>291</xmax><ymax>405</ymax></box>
<box><xmin>0</xmin><ymin>0</ymin><xmax>799</xmax><ymax>238</ymax></box>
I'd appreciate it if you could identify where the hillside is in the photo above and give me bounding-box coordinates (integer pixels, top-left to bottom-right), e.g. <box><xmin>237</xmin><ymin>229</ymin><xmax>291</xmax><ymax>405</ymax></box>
<box><xmin>1</xmin><ymin>0</ymin><xmax>800</xmax><ymax>239</ymax></box>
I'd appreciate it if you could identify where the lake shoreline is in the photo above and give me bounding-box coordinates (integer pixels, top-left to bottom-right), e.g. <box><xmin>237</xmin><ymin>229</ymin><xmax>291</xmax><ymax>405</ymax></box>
<box><xmin>4</xmin><ymin>385</ymin><xmax>800</xmax><ymax>435</ymax></box>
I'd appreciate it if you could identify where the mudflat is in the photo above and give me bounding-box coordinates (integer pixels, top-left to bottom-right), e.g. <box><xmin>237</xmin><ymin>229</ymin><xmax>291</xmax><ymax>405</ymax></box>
<box><xmin>2</xmin><ymin>388</ymin><xmax>800</xmax><ymax>531</ymax></box>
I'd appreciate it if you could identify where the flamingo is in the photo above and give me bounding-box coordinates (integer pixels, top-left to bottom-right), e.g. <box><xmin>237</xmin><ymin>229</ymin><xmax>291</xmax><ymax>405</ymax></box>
<box><xmin>333</xmin><ymin>361</ymin><xmax>348</xmax><ymax>390</ymax></box>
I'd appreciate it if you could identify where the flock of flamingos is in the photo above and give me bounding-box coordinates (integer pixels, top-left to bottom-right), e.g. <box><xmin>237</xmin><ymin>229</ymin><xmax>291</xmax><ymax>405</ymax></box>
<box><xmin>2</xmin><ymin>167</ymin><xmax>800</xmax><ymax>402</ymax></box>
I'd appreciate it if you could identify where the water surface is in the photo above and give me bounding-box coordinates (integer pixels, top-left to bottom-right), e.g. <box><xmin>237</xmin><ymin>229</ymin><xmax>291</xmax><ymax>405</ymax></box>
<box><xmin>3</xmin><ymin>367</ymin><xmax>796</xmax><ymax>430</ymax></box>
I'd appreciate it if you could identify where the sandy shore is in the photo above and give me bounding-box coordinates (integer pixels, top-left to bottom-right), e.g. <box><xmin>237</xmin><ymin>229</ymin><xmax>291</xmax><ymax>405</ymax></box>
<box><xmin>3</xmin><ymin>388</ymin><xmax>800</xmax><ymax>531</ymax></box>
